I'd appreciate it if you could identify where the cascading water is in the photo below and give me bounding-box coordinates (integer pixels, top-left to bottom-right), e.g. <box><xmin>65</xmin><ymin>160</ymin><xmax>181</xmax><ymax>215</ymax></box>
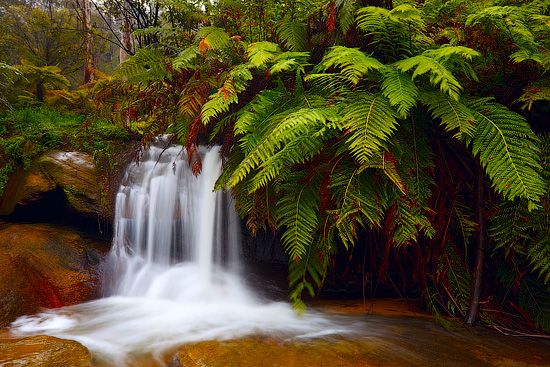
<box><xmin>10</xmin><ymin>142</ymin><xmax>344</xmax><ymax>366</ymax></box>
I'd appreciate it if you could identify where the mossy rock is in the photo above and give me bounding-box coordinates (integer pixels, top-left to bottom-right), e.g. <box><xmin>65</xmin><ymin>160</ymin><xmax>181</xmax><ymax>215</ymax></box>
<box><xmin>0</xmin><ymin>151</ymin><xmax>104</xmax><ymax>218</ymax></box>
<box><xmin>39</xmin><ymin>151</ymin><xmax>102</xmax><ymax>216</ymax></box>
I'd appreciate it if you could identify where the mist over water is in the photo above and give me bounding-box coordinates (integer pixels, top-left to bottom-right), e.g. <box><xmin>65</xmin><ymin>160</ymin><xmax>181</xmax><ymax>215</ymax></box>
<box><xmin>10</xmin><ymin>143</ymin><xmax>349</xmax><ymax>366</ymax></box>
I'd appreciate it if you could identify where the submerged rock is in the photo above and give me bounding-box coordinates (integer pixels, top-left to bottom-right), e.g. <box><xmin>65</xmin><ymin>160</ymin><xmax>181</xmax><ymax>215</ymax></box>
<box><xmin>0</xmin><ymin>335</ymin><xmax>91</xmax><ymax>367</ymax></box>
<box><xmin>0</xmin><ymin>222</ymin><xmax>108</xmax><ymax>327</ymax></box>
<box><xmin>0</xmin><ymin>151</ymin><xmax>103</xmax><ymax>218</ymax></box>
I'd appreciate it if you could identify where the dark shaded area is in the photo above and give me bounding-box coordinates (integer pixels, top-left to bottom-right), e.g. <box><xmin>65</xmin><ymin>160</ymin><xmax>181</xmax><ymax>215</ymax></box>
<box><xmin>3</xmin><ymin>188</ymin><xmax>111</xmax><ymax>240</ymax></box>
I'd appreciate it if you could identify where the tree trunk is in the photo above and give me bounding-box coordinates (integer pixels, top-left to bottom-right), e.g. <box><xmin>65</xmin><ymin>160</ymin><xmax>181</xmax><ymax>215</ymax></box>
<box><xmin>82</xmin><ymin>0</ymin><xmax>94</xmax><ymax>84</ymax></box>
<box><xmin>466</xmin><ymin>160</ymin><xmax>486</xmax><ymax>326</ymax></box>
<box><xmin>120</xmin><ymin>17</ymin><xmax>133</xmax><ymax>64</ymax></box>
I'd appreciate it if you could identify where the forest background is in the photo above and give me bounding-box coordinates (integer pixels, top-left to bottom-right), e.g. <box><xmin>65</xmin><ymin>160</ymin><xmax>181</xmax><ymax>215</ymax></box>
<box><xmin>1</xmin><ymin>0</ymin><xmax>550</xmax><ymax>335</ymax></box>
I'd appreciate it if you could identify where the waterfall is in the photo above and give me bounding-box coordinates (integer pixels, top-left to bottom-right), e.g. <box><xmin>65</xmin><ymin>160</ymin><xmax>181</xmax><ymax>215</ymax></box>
<box><xmin>9</xmin><ymin>141</ymin><xmax>344</xmax><ymax>366</ymax></box>
<box><xmin>107</xmin><ymin>144</ymin><xmax>245</xmax><ymax>301</ymax></box>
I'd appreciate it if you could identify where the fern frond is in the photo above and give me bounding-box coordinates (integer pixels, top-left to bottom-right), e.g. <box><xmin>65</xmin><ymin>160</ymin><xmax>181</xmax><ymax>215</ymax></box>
<box><xmin>278</xmin><ymin>171</ymin><xmax>320</xmax><ymax>260</ymax></box>
<box><xmin>517</xmin><ymin>79</ymin><xmax>550</xmax><ymax>111</ymax></box>
<box><xmin>115</xmin><ymin>47</ymin><xmax>170</xmax><ymax>83</ymax></box>
<box><xmin>527</xmin><ymin>229</ymin><xmax>550</xmax><ymax>283</ymax></box>
<box><xmin>270</xmin><ymin>52</ymin><xmax>311</xmax><ymax>74</ymax></box>
<box><xmin>173</xmin><ymin>47</ymin><xmax>200</xmax><ymax>70</ymax></box>
<box><xmin>340</xmin><ymin>93</ymin><xmax>399</xmax><ymax>164</ymax></box>
<box><xmin>381</xmin><ymin>65</ymin><xmax>418</xmax><ymax>118</ymax></box>
<box><xmin>277</xmin><ymin>21</ymin><xmax>308</xmax><ymax>52</ymax></box>
<box><xmin>391</xmin><ymin>195</ymin><xmax>436</xmax><ymax>246</ymax></box>
<box><xmin>247</xmin><ymin>41</ymin><xmax>282</xmax><ymax>67</ymax></box>
<box><xmin>468</xmin><ymin>98</ymin><xmax>545</xmax><ymax>204</ymax></box>
<box><xmin>228</xmin><ymin>107</ymin><xmax>340</xmax><ymax>189</ymax></box>
<box><xmin>196</xmin><ymin>26</ymin><xmax>230</xmax><ymax>50</ymax></box>
<box><xmin>328</xmin><ymin>160</ymin><xmax>389</xmax><ymax>247</ymax></box>
<box><xmin>316</xmin><ymin>46</ymin><xmax>384</xmax><ymax>85</ymax></box>
<box><xmin>395</xmin><ymin>54</ymin><xmax>462</xmax><ymax>100</ymax></box>
<box><xmin>422</xmin><ymin>92</ymin><xmax>475</xmax><ymax>140</ymax></box>
<box><xmin>201</xmin><ymin>64</ymin><xmax>254</xmax><ymax>124</ymax></box>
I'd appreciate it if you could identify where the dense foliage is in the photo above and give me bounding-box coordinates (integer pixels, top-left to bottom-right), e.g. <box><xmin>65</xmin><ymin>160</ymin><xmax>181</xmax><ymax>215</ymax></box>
<box><xmin>1</xmin><ymin>0</ymin><xmax>550</xmax><ymax>333</ymax></box>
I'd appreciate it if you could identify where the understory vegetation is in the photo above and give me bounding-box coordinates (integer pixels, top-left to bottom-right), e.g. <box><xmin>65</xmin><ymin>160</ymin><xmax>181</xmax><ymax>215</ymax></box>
<box><xmin>2</xmin><ymin>0</ymin><xmax>550</xmax><ymax>334</ymax></box>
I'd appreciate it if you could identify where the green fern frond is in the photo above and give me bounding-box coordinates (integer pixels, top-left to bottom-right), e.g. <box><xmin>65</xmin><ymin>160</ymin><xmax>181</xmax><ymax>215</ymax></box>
<box><xmin>328</xmin><ymin>160</ymin><xmax>389</xmax><ymax>247</ymax></box>
<box><xmin>270</xmin><ymin>52</ymin><xmax>311</xmax><ymax>74</ymax></box>
<box><xmin>340</xmin><ymin>93</ymin><xmax>399</xmax><ymax>164</ymax></box>
<box><xmin>173</xmin><ymin>47</ymin><xmax>200</xmax><ymax>70</ymax></box>
<box><xmin>201</xmin><ymin>64</ymin><xmax>254</xmax><ymax>124</ymax></box>
<box><xmin>356</xmin><ymin>6</ymin><xmax>390</xmax><ymax>34</ymax></box>
<box><xmin>517</xmin><ymin>79</ymin><xmax>550</xmax><ymax>111</ymax></box>
<box><xmin>453</xmin><ymin>203</ymin><xmax>476</xmax><ymax>255</ymax></box>
<box><xmin>278</xmin><ymin>171</ymin><xmax>321</xmax><ymax>260</ymax></box>
<box><xmin>421</xmin><ymin>92</ymin><xmax>475</xmax><ymax>140</ymax></box>
<box><xmin>196</xmin><ymin>26</ymin><xmax>230</xmax><ymax>50</ymax></box>
<box><xmin>395</xmin><ymin>54</ymin><xmax>462</xmax><ymax>100</ymax></box>
<box><xmin>466</xmin><ymin>6</ymin><xmax>537</xmax><ymax>52</ymax></box>
<box><xmin>115</xmin><ymin>47</ymin><xmax>170</xmax><ymax>83</ymax></box>
<box><xmin>528</xmin><ymin>230</ymin><xmax>550</xmax><ymax>283</ymax></box>
<box><xmin>388</xmin><ymin>4</ymin><xmax>425</xmax><ymax>28</ymax></box>
<box><xmin>247</xmin><ymin>41</ymin><xmax>282</xmax><ymax>67</ymax></box>
<box><xmin>468</xmin><ymin>98</ymin><xmax>545</xmax><ymax>204</ymax></box>
<box><xmin>277</xmin><ymin>21</ymin><xmax>308</xmax><ymax>52</ymax></box>
<box><xmin>391</xmin><ymin>195</ymin><xmax>435</xmax><ymax>246</ymax></box>
<box><xmin>316</xmin><ymin>46</ymin><xmax>384</xmax><ymax>86</ymax></box>
<box><xmin>490</xmin><ymin>199</ymin><xmax>532</xmax><ymax>256</ymax></box>
<box><xmin>228</xmin><ymin>107</ymin><xmax>340</xmax><ymax>189</ymax></box>
<box><xmin>381</xmin><ymin>65</ymin><xmax>419</xmax><ymax>118</ymax></box>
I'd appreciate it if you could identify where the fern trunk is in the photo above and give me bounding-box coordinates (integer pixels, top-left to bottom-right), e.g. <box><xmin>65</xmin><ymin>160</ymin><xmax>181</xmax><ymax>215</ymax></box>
<box><xmin>466</xmin><ymin>161</ymin><xmax>486</xmax><ymax>326</ymax></box>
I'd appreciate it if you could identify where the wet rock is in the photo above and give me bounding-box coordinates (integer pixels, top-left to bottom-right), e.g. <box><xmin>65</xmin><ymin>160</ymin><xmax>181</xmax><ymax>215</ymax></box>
<box><xmin>0</xmin><ymin>151</ymin><xmax>103</xmax><ymax>218</ymax></box>
<box><xmin>0</xmin><ymin>222</ymin><xmax>108</xmax><ymax>327</ymax></box>
<box><xmin>0</xmin><ymin>335</ymin><xmax>91</xmax><ymax>367</ymax></box>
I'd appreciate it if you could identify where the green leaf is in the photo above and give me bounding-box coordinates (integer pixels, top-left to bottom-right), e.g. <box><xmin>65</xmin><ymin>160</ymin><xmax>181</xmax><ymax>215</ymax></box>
<box><xmin>247</xmin><ymin>41</ymin><xmax>282</xmax><ymax>67</ymax></box>
<box><xmin>341</xmin><ymin>93</ymin><xmax>399</xmax><ymax>164</ymax></box>
<box><xmin>422</xmin><ymin>92</ymin><xmax>475</xmax><ymax>140</ymax></box>
<box><xmin>316</xmin><ymin>46</ymin><xmax>384</xmax><ymax>85</ymax></box>
<box><xmin>381</xmin><ymin>66</ymin><xmax>418</xmax><ymax>118</ymax></box>
<box><xmin>277</xmin><ymin>21</ymin><xmax>308</xmax><ymax>52</ymax></box>
<box><xmin>469</xmin><ymin>98</ymin><xmax>545</xmax><ymax>204</ymax></box>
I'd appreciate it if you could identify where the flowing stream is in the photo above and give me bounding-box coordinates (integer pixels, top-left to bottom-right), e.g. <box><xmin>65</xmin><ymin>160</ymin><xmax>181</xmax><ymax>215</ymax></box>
<box><xmin>9</xmin><ymin>143</ymin><xmax>346</xmax><ymax>366</ymax></box>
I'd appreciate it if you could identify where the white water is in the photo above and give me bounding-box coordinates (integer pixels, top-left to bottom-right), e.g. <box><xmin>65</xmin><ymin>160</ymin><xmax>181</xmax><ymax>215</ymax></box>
<box><xmin>10</xmin><ymin>143</ymin><xmax>348</xmax><ymax>366</ymax></box>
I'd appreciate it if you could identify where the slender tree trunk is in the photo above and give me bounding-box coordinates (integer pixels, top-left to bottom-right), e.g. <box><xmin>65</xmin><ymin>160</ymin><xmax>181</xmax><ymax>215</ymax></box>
<box><xmin>120</xmin><ymin>17</ymin><xmax>133</xmax><ymax>64</ymax></box>
<box><xmin>466</xmin><ymin>160</ymin><xmax>486</xmax><ymax>326</ymax></box>
<box><xmin>82</xmin><ymin>0</ymin><xmax>94</xmax><ymax>83</ymax></box>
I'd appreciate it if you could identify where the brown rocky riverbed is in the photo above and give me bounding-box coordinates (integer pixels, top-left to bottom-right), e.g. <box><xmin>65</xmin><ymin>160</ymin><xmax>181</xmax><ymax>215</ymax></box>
<box><xmin>2</xmin><ymin>299</ymin><xmax>550</xmax><ymax>367</ymax></box>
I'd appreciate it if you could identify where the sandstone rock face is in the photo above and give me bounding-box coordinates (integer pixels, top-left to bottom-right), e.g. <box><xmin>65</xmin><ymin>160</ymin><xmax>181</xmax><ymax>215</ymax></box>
<box><xmin>0</xmin><ymin>151</ymin><xmax>103</xmax><ymax>218</ymax></box>
<box><xmin>0</xmin><ymin>335</ymin><xmax>91</xmax><ymax>367</ymax></box>
<box><xmin>0</xmin><ymin>222</ymin><xmax>108</xmax><ymax>327</ymax></box>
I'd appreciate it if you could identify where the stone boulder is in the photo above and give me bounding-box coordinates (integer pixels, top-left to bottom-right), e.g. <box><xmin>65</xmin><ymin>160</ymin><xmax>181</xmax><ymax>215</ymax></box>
<box><xmin>0</xmin><ymin>222</ymin><xmax>109</xmax><ymax>327</ymax></box>
<box><xmin>0</xmin><ymin>335</ymin><xmax>92</xmax><ymax>367</ymax></box>
<box><xmin>0</xmin><ymin>151</ymin><xmax>103</xmax><ymax>218</ymax></box>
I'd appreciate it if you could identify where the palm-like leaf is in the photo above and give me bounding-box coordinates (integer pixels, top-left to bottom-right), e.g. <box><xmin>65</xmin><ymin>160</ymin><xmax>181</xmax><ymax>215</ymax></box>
<box><xmin>277</xmin><ymin>21</ymin><xmax>308</xmax><ymax>52</ymax></box>
<box><xmin>340</xmin><ymin>93</ymin><xmax>399</xmax><ymax>164</ymax></box>
<box><xmin>422</xmin><ymin>92</ymin><xmax>475</xmax><ymax>140</ymax></box>
<box><xmin>381</xmin><ymin>65</ymin><xmax>418</xmax><ymax>118</ymax></box>
<box><xmin>316</xmin><ymin>46</ymin><xmax>384</xmax><ymax>85</ymax></box>
<box><xmin>469</xmin><ymin>98</ymin><xmax>545</xmax><ymax>205</ymax></box>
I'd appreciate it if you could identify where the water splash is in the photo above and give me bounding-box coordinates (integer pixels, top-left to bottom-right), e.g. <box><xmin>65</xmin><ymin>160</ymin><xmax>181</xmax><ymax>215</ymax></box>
<box><xmin>10</xmin><ymin>143</ymin><xmax>346</xmax><ymax>366</ymax></box>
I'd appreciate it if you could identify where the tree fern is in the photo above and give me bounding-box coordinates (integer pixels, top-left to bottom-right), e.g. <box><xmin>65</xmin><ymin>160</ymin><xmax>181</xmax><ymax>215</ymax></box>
<box><xmin>381</xmin><ymin>65</ymin><xmax>418</xmax><ymax>118</ymax></box>
<box><xmin>196</xmin><ymin>26</ymin><xmax>231</xmax><ymax>50</ymax></box>
<box><xmin>277</xmin><ymin>21</ymin><xmax>308</xmax><ymax>52</ymax></box>
<box><xmin>277</xmin><ymin>171</ymin><xmax>321</xmax><ymax>261</ymax></box>
<box><xmin>247</xmin><ymin>41</ymin><xmax>282</xmax><ymax>67</ymax></box>
<box><xmin>395</xmin><ymin>53</ymin><xmax>463</xmax><ymax>100</ymax></box>
<box><xmin>115</xmin><ymin>47</ymin><xmax>170</xmax><ymax>83</ymax></box>
<box><xmin>468</xmin><ymin>97</ymin><xmax>545</xmax><ymax>205</ymax></box>
<box><xmin>517</xmin><ymin>79</ymin><xmax>550</xmax><ymax>111</ymax></box>
<box><xmin>227</xmin><ymin>106</ymin><xmax>340</xmax><ymax>189</ymax></box>
<box><xmin>315</xmin><ymin>46</ymin><xmax>384</xmax><ymax>86</ymax></box>
<box><xmin>340</xmin><ymin>93</ymin><xmax>399</xmax><ymax>164</ymax></box>
<box><xmin>422</xmin><ymin>92</ymin><xmax>475</xmax><ymax>140</ymax></box>
<box><xmin>201</xmin><ymin>63</ymin><xmax>254</xmax><ymax>124</ymax></box>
